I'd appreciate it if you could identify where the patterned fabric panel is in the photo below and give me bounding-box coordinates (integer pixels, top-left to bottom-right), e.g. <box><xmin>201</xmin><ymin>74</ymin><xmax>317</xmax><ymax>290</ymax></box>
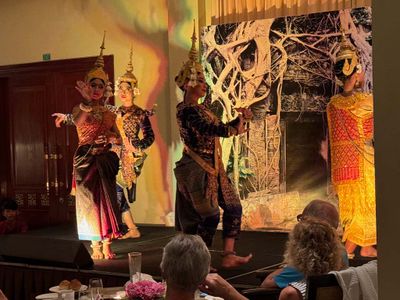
<box><xmin>73</xmin><ymin>105</ymin><xmax>117</xmax><ymax>145</ymax></box>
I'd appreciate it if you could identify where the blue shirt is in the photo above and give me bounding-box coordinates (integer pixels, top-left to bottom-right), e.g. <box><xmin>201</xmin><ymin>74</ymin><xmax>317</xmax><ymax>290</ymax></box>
<box><xmin>274</xmin><ymin>266</ymin><xmax>304</xmax><ymax>288</ymax></box>
<box><xmin>274</xmin><ymin>250</ymin><xmax>349</xmax><ymax>288</ymax></box>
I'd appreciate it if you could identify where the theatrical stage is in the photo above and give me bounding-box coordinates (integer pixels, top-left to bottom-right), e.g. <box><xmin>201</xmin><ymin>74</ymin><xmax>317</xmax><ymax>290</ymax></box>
<box><xmin>0</xmin><ymin>224</ymin><xmax>371</xmax><ymax>300</ymax></box>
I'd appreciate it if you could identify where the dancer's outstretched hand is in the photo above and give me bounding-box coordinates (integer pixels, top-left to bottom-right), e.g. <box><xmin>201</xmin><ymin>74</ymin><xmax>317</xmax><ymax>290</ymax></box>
<box><xmin>236</xmin><ymin>107</ymin><xmax>253</xmax><ymax>120</ymax></box>
<box><xmin>75</xmin><ymin>80</ymin><xmax>91</xmax><ymax>101</ymax></box>
<box><xmin>235</xmin><ymin>114</ymin><xmax>250</xmax><ymax>135</ymax></box>
<box><xmin>94</xmin><ymin>135</ymin><xmax>107</xmax><ymax>145</ymax></box>
<box><xmin>52</xmin><ymin>113</ymin><xmax>67</xmax><ymax>128</ymax></box>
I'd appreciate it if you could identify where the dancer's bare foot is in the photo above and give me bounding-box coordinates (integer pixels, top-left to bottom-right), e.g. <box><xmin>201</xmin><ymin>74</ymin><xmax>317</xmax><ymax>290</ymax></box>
<box><xmin>91</xmin><ymin>251</ymin><xmax>104</xmax><ymax>259</ymax></box>
<box><xmin>102</xmin><ymin>240</ymin><xmax>116</xmax><ymax>259</ymax></box>
<box><xmin>120</xmin><ymin>227</ymin><xmax>141</xmax><ymax>239</ymax></box>
<box><xmin>221</xmin><ymin>253</ymin><xmax>252</xmax><ymax>268</ymax></box>
<box><xmin>360</xmin><ymin>246</ymin><xmax>377</xmax><ymax>257</ymax></box>
<box><xmin>345</xmin><ymin>240</ymin><xmax>357</xmax><ymax>256</ymax></box>
<box><xmin>90</xmin><ymin>242</ymin><xmax>104</xmax><ymax>260</ymax></box>
<box><xmin>103</xmin><ymin>251</ymin><xmax>116</xmax><ymax>259</ymax></box>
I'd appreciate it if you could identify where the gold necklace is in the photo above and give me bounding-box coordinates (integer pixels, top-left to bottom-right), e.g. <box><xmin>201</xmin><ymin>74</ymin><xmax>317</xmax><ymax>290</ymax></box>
<box><xmin>79</xmin><ymin>102</ymin><xmax>92</xmax><ymax>112</ymax></box>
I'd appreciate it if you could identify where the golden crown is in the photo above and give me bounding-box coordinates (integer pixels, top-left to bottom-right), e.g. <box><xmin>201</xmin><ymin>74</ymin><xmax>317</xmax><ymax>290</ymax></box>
<box><xmin>336</xmin><ymin>31</ymin><xmax>359</xmax><ymax>76</ymax></box>
<box><xmin>85</xmin><ymin>31</ymin><xmax>110</xmax><ymax>84</ymax></box>
<box><xmin>175</xmin><ymin>20</ymin><xmax>204</xmax><ymax>90</ymax></box>
<box><xmin>116</xmin><ymin>45</ymin><xmax>140</xmax><ymax>96</ymax></box>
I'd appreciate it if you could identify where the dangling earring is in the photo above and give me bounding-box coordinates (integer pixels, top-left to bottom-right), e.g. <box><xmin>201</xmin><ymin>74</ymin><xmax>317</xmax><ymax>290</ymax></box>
<box><xmin>355</xmin><ymin>64</ymin><xmax>362</xmax><ymax>89</ymax></box>
<box><xmin>354</xmin><ymin>74</ymin><xmax>362</xmax><ymax>89</ymax></box>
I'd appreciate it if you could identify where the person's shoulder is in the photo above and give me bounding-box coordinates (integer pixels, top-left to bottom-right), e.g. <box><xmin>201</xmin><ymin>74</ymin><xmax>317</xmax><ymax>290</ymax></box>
<box><xmin>105</xmin><ymin>104</ymin><xmax>118</xmax><ymax>114</ymax></box>
<box><xmin>281</xmin><ymin>266</ymin><xmax>302</xmax><ymax>275</ymax></box>
<box><xmin>357</xmin><ymin>92</ymin><xmax>373</xmax><ymax>104</ymax></box>
<box><xmin>280</xmin><ymin>285</ymin><xmax>303</xmax><ymax>300</ymax></box>
<box><xmin>0</xmin><ymin>219</ymin><xmax>10</xmax><ymax>235</ymax></box>
<box><xmin>16</xmin><ymin>218</ymin><xmax>28</xmax><ymax>233</ymax></box>
<box><xmin>102</xmin><ymin>107</ymin><xmax>116</xmax><ymax>118</ymax></box>
<box><xmin>328</xmin><ymin>93</ymin><xmax>343</xmax><ymax>105</ymax></box>
<box><xmin>274</xmin><ymin>266</ymin><xmax>304</xmax><ymax>288</ymax></box>
<box><xmin>132</xmin><ymin>104</ymin><xmax>145</xmax><ymax>112</ymax></box>
<box><xmin>72</xmin><ymin>104</ymin><xmax>81</xmax><ymax>113</ymax></box>
<box><xmin>177</xmin><ymin>102</ymin><xmax>197</xmax><ymax>114</ymax></box>
<box><xmin>176</xmin><ymin>102</ymin><xmax>185</xmax><ymax>110</ymax></box>
<box><xmin>287</xmin><ymin>279</ymin><xmax>307</xmax><ymax>300</ymax></box>
<box><xmin>128</xmin><ymin>104</ymin><xmax>147</xmax><ymax>118</ymax></box>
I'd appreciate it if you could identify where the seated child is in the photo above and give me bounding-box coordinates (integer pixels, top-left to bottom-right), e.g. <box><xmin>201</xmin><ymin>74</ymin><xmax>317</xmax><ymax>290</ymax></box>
<box><xmin>201</xmin><ymin>218</ymin><xmax>345</xmax><ymax>300</ymax></box>
<box><xmin>279</xmin><ymin>218</ymin><xmax>344</xmax><ymax>300</ymax></box>
<box><xmin>262</xmin><ymin>199</ymin><xmax>348</xmax><ymax>289</ymax></box>
<box><xmin>0</xmin><ymin>198</ymin><xmax>28</xmax><ymax>235</ymax></box>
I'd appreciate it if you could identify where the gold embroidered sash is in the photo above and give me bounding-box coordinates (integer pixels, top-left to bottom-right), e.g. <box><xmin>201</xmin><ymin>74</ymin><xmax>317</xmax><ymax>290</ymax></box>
<box><xmin>183</xmin><ymin>138</ymin><xmax>221</xmax><ymax>177</ymax></box>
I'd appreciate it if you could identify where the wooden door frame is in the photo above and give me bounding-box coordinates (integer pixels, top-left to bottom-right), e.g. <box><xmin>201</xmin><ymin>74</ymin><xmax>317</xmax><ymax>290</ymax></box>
<box><xmin>0</xmin><ymin>55</ymin><xmax>114</xmax><ymax>227</ymax></box>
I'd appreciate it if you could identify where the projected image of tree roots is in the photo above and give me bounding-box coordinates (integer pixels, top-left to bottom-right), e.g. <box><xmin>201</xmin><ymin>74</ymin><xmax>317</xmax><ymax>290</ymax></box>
<box><xmin>201</xmin><ymin>7</ymin><xmax>372</xmax><ymax>230</ymax></box>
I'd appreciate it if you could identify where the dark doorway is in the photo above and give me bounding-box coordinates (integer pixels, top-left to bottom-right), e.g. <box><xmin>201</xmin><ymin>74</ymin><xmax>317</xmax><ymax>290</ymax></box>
<box><xmin>281</xmin><ymin>112</ymin><xmax>329</xmax><ymax>196</ymax></box>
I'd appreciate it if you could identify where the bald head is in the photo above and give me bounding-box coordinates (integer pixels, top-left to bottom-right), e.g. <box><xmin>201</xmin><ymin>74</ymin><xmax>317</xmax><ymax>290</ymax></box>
<box><xmin>301</xmin><ymin>200</ymin><xmax>339</xmax><ymax>229</ymax></box>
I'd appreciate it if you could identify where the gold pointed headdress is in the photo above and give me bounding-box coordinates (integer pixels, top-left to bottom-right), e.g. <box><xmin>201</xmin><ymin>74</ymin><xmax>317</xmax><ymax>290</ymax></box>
<box><xmin>116</xmin><ymin>45</ymin><xmax>140</xmax><ymax>96</ymax></box>
<box><xmin>85</xmin><ymin>31</ymin><xmax>110</xmax><ymax>84</ymax></box>
<box><xmin>175</xmin><ymin>20</ymin><xmax>204</xmax><ymax>90</ymax></box>
<box><xmin>336</xmin><ymin>31</ymin><xmax>359</xmax><ymax>76</ymax></box>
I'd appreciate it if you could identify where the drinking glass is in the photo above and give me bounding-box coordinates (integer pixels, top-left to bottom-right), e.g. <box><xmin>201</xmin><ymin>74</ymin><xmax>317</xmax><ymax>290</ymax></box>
<box><xmin>89</xmin><ymin>278</ymin><xmax>103</xmax><ymax>300</ymax></box>
<box><xmin>128</xmin><ymin>252</ymin><xmax>142</xmax><ymax>282</ymax></box>
<box><xmin>78</xmin><ymin>289</ymin><xmax>90</xmax><ymax>300</ymax></box>
<box><xmin>59</xmin><ymin>290</ymin><xmax>74</xmax><ymax>300</ymax></box>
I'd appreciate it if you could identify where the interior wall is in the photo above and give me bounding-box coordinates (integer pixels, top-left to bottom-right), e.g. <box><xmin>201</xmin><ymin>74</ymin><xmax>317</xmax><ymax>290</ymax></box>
<box><xmin>374</xmin><ymin>0</ymin><xmax>400</xmax><ymax>298</ymax></box>
<box><xmin>0</xmin><ymin>0</ymin><xmax>198</xmax><ymax>225</ymax></box>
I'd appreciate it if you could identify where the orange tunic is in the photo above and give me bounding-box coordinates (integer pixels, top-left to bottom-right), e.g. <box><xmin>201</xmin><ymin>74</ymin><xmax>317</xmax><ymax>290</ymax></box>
<box><xmin>73</xmin><ymin>104</ymin><xmax>117</xmax><ymax>145</ymax></box>
<box><xmin>327</xmin><ymin>92</ymin><xmax>376</xmax><ymax>246</ymax></box>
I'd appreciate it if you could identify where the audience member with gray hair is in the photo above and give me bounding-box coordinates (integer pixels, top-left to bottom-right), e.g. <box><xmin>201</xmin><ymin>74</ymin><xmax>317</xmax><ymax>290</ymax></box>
<box><xmin>161</xmin><ymin>234</ymin><xmax>211</xmax><ymax>299</ymax></box>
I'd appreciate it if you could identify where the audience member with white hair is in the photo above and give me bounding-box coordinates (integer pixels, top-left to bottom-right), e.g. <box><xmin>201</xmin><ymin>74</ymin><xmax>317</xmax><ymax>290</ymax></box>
<box><xmin>161</xmin><ymin>234</ymin><xmax>211</xmax><ymax>300</ymax></box>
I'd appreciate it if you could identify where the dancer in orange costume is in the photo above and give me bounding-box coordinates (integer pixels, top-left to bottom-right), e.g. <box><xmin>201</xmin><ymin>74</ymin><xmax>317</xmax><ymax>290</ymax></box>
<box><xmin>326</xmin><ymin>32</ymin><xmax>376</xmax><ymax>257</ymax></box>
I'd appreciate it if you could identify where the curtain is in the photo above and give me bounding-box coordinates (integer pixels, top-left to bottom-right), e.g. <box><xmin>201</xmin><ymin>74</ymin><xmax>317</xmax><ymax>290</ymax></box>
<box><xmin>211</xmin><ymin>0</ymin><xmax>372</xmax><ymax>24</ymax></box>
